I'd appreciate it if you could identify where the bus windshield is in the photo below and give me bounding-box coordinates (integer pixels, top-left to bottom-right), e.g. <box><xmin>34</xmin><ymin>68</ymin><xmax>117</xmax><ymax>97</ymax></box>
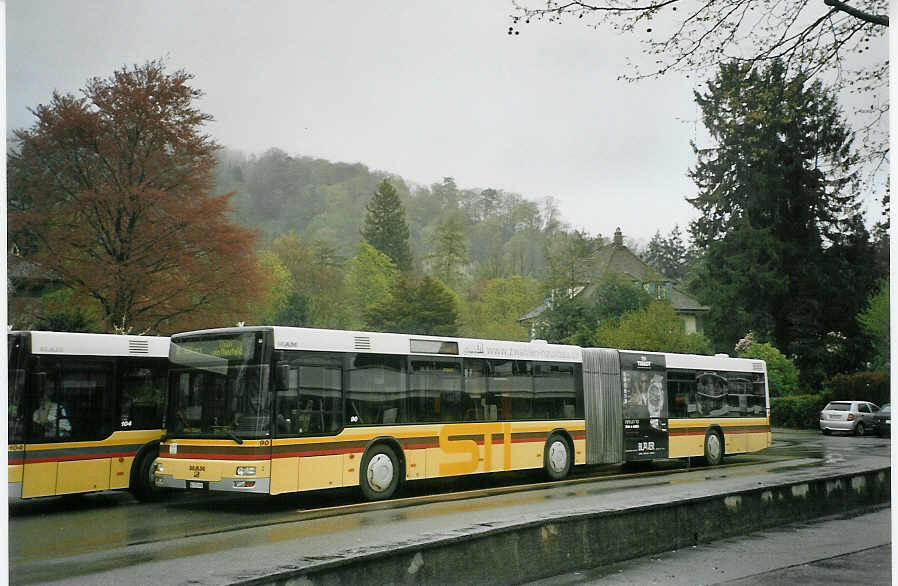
<box><xmin>167</xmin><ymin>332</ymin><xmax>270</xmax><ymax>439</ymax></box>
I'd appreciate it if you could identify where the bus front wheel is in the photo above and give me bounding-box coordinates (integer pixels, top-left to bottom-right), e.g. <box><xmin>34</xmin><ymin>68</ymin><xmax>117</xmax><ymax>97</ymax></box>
<box><xmin>703</xmin><ymin>430</ymin><xmax>724</xmax><ymax>466</ymax></box>
<box><xmin>544</xmin><ymin>433</ymin><xmax>572</xmax><ymax>481</ymax></box>
<box><xmin>131</xmin><ymin>445</ymin><xmax>162</xmax><ymax>502</ymax></box>
<box><xmin>360</xmin><ymin>443</ymin><xmax>401</xmax><ymax>501</ymax></box>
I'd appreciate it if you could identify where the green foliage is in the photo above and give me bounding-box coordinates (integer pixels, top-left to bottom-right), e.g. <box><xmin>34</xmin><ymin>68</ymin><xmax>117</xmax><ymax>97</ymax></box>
<box><xmin>642</xmin><ymin>225</ymin><xmax>696</xmax><ymax>282</ymax></box>
<box><xmin>365</xmin><ymin>276</ymin><xmax>460</xmax><ymax>336</ymax></box>
<box><xmin>593</xmin><ymin>301</ymin><xmax>714</xmax><ymax>354</ymax></box>
<box><xmin>270</xmin><ymin>292</ymin><xmax>310</xmax><ymax>327</ymax></box>
<box><xmin>772</xmin><ymin>370</ymin><xmax>891</xmax><ymax>429</ymax></box>
<box><xmin>33</xmin><ymin>308</ymin><xmax>97</xmax><ymax>333</ymax></box>
<box><xmin>253</xmin><ymin>251</ymin><xmax>292</xmax><ymax>324</ymax></box>
<box><xmin>823</xmin><ymin>371</ymin><xmax>891</xmax><ymax>406</ymax></box>
<box><xmin>736</xmin><ymin>339</ymin><xmax>799</xmax><ymax>397</ymax></box>
<box><xmin>543</xmin><ymin>230</ymin><xmax>602</xmax><ymax>297</ymax></box>
<box><xmin>770</xmin><ymin>394</ymin><xmax>829</xmax><ymax>429</ymax></box>
<box><xmin>858</xmin><ymin>280</ymin><xmax>889</xmax><ymax>369</ymax></box>
<box><xmin>591</xmin><ymin>277</ymin><xmax>652</xmax><ymax>323</ymax></box>
<box><xmin>537</xmin><ymin>276</ymin><xmax>653</xmax><ymax>346</ymax></box>
<box><xmin>267</xmin><ymin>233</ymin><xmax>350</xmax><ymax>328</ymax></box>
<box><xmin>428</xmin><ymin>210</ymin><xmax>469</xmax><ymax>288</ymax></box>
<box><xmin>362</xmin><ymin>179</ymin><xmax>413</xmax><ymax>271</ymax></box>
<box><xmin>462</xmin><ymin>276</ymin><xmax>542</xmax><ymax>341</ymax></box>
<box><xmin>345</xmin><ymin>242</ymin><xmax>399</xmax><ymax>329</ymax></box>
<box><xmin>688</xmin><ymin>59</ymin><xmax>879</xmax><ymax>386</ymax></box>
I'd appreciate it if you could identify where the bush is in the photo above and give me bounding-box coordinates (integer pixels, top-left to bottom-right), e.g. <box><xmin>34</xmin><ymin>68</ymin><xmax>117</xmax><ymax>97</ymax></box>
<box><xmin>770</xmin><ymin>371</ymin><xmax>890</xmax><ymax>429</ymax></box>
<box><xmin>823</xmin><ymin>371</ymin><xmax>890</xmax><ymax>406</ymax></box>
<box><xmin>770</xmin><ymin>394</ymin><xmax>829</xmax><ymax>429</ymax></box>
<box><xmin>736</xmin><ymin>336</ymin><xmax>799</xmax><ymax>396</ymax></box>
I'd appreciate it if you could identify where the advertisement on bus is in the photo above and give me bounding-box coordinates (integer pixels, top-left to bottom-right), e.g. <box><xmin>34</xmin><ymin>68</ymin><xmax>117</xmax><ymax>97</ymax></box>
<box><xmin>620</xmin><ymin>351</ymin><xmax>668</xmax><ymax>460</ymax></box>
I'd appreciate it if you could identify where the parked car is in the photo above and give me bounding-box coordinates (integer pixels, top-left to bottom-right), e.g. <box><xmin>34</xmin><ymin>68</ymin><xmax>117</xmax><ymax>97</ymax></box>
<box><xmin>873</xmin><ymin>404</ymin><xmax>891</xmax><ymax>437</ymax></box>
<box><xmin>819</xmin><ymin>400</ymin><xmax>879</xmax><ymax>436</ymax></box>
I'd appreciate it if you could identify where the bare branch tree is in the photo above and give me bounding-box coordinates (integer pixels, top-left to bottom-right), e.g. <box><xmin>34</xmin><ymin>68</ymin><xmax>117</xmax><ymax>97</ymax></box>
<box><xmin>510</xmin><ymin>1</ymin><xmax>888</xmax><ymax>174</ymax></box>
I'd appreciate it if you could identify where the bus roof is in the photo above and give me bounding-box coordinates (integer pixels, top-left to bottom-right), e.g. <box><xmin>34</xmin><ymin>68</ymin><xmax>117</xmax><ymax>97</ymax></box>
<box><xmin>661</xmin><ymin>351</ymin><xmax>766</xmax><ymax>374</ymax></box>
<box><xmin>171</xmin><ymin>326</ymin><xmax>583</xmax><ymax>363</ymax></box>
<box><xmin>169</xmin><ymin>327</ymin><xmax>766</xmax><ymax>372</ymax></box>
<box><xmin>14</xmin><ymin>331</ymin><xmax>170</xmax><ymax>358</ymax></box>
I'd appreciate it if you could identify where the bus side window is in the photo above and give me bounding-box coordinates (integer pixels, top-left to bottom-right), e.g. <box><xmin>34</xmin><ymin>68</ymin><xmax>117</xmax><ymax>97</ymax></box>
<box><xmin>32</xmin><ymin>357</ymin><xmax>112</xmax><ymax>443</ymax></box>
<box><xmin>347</xmin><ymin>354</ymin><xmax>406</xmax><ymax>426</ymax></box>
<box><xmin>118</xmin><ymin>357</ymin><xmax>167</xmax><ymax>430</ymax></box>
<box><xmin>488</xmin><ymin>360</ymin><xmax>532</xmax><ymax>420</ymax></box>
<box><xmin>295</xmin><ymin>359</ymin><xmax>342</xmax><ymax>435</ymax></box>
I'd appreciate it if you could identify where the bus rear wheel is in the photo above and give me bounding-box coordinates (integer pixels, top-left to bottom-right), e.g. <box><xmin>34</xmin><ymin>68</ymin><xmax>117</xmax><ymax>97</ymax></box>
<box><xmin>360</xmin><ymin>444</ymin><xmax>401</xmax><ymax>501</ymax></box>
<box><xmin>703</xmin><ymin>430</ymin><xmax>724</xmax><ymax>466</ymax></box>
<box><xmin>544</xmin><ymin>433</ymin><xmax>572</xmax><ymax>481</ymax></box>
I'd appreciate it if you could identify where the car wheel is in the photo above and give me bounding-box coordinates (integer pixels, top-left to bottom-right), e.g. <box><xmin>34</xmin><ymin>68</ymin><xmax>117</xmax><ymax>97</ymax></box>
<box><xmin>360</xmin><ymin>443</ymin><xmax>401</xmax><ymax>501</ymax></box>
<box><xmin>822</xmin><ymin>428</ymin><xmax>831</xmax><ymax>436</ymax></box>
<box><xmin>703</xmin><ymin>430</ymin><xmax>724</xmax><ymax>466</ymax></box>
<box><xmin>855</xmin><ymin>422</ymin><xmax>865</xmax><ymax>436</ymax></box>
<box><xmin>544</xmin><ymin>433</ymin><xmax>572</xmax><ymax>481</ymax></box>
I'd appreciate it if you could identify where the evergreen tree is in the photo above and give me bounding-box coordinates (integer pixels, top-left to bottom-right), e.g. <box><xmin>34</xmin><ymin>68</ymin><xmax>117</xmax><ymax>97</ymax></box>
<box><xmin>643</xmin><ymin>225</ymin><xmax>695</xmax><ymax>282</ymax></box>
<box><xmin>364</xmin><ymin>276</ymin><xmax>460</xmax><ymax>336</ymax></box>
<box><xmin>688</xmin><ymin>60</ymin><xmax>874</xmax><ymax>384</ymax></box>
<box><xmin>362</xmin><ymin>179</ymin><xmax>413</xmax><ymax>271</ymax></box>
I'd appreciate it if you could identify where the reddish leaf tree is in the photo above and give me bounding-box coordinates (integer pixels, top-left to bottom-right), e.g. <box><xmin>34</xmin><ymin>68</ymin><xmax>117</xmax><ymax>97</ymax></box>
<box><xmin>9</xmin><ymin>60</ymin><xmax>264</xmax><ymax>334</ymax></box>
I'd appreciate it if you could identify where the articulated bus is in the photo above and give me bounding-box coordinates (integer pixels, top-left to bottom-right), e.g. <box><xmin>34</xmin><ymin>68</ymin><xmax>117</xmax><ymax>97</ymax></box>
<box><xmin>8</xmin><ymin>331</ymin><xmax>170</xmax><ymax>501</ymax></box>
<box><xmin>154</xmin><ymin>326</ymin><xmax>771</xmax><ymax>500</ymax></box>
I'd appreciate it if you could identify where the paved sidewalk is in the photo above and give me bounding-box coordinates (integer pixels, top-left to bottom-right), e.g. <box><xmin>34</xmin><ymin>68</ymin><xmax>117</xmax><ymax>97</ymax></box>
<box><xmin>527</xmin><ymin>507</ymin><xmax>892</xmax><ymax>585</ymax></box>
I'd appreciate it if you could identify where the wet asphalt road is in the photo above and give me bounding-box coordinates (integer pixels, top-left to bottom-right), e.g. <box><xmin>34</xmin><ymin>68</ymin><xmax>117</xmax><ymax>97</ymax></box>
<box><xmin>8</xmin><ymin>429</ymin><xmax>891</xmax><ymax>584</ymax></box>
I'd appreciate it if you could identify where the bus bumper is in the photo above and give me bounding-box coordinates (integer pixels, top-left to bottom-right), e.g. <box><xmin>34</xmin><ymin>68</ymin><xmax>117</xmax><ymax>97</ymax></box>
<box><xmin>154</xmin><ymin>458</ymin><xmax>271</xmax><ymax>494</ymax></box>
<box><xmin>154</xmin><ymin>471</ymin><xmax>271</xmax><ymax>493</ymax></box>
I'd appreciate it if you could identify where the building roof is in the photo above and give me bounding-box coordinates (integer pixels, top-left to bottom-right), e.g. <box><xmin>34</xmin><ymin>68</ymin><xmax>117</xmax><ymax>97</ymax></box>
<box><xmin>519</xmin><ymin>227</ymin><xmax>708</xmax><ymax>322</ymax></box>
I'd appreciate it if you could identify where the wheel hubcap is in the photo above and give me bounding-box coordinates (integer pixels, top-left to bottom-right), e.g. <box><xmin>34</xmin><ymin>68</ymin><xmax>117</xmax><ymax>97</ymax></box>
<box><xmin>548</xmin><ymin>441</ymin><xmax>568</xmax><ymax>473</ymax></box>
<box><xmin>366</xmin><ymin>453</ymin><xmax>394</xmax><ymax>492</ymax></box>
<box><xmin>708</xmin><ymin>434</ymin><xmax>721</xmax><ymax>459</ymax></box>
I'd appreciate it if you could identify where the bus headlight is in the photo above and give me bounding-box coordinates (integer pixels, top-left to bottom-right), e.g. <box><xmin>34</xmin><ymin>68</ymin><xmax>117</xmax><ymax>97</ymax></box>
<box><xmin>155</xmin><ymin>463</ymin><xmax>164</xmax><ymax>474</ymax></box>
<box><xmin>235</xmin><ymin>466</ymin><xmax>256</xmax><ymax>476</ymax></box>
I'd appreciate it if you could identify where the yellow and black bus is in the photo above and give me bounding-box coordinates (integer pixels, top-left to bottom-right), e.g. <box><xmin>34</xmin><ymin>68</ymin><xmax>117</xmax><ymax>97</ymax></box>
<box><xmin>8</xmin><ymin>331</ymin><xmax>170</xmax><ymax>501</ymax></box>
<box><xmin>154</xmin><ymin>326</ymin><xmax>770</xmax><ymax>500</ymax></box>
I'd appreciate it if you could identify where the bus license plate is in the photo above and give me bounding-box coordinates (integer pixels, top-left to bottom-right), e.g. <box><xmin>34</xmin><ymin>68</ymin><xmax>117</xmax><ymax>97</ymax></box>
<box><xmin>188</xmin><ymin>481</ymin><xmax>207</xmax><ymax>490</ymax></box>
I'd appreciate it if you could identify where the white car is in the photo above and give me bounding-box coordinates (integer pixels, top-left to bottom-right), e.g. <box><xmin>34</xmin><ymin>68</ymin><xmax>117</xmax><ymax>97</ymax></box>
<box><xmin>819</xmin><ymin>401</ymin><xmax>879</xmax><ymax>436</ymax></box>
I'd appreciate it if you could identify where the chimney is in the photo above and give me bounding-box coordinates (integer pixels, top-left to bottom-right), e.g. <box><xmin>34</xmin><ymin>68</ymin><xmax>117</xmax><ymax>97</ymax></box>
<box><xmin>613</xmin><ymin>227</ymin><xmax>623</xmax><ymax>246</ymax></box>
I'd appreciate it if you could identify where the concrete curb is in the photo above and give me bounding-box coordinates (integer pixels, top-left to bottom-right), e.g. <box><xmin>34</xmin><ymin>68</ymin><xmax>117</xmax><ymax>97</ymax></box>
<box><xmin>240</xmin><ymin>467</ymin><xmax>890</xmax><ymax>585</ymax></box>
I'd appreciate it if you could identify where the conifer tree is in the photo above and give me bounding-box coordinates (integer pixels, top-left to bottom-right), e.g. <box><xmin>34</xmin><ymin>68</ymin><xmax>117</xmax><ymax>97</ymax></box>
<box><xmin>688</xmin><ymin>60</ymin><xmax>877</xmax><ymax>383</ymax></box>
<box><xmin>362</xmin><ymin>179</ymin><xmax>413</xmax><ymax>271</ymax></box>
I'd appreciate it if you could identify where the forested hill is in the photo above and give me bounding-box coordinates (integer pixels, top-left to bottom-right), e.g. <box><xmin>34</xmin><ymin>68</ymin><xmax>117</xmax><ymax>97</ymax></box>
<box><xmin>213</xmin><ymin>147</ymin><xmax>579</xmax><ymax>281</ymax></box>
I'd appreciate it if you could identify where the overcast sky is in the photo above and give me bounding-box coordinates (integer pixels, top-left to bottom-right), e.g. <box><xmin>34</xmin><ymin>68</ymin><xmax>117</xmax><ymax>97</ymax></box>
<box><xmin>6</xmin><ymin>1</ymin><xmax>888</xmax><ymax>245</ymax></box>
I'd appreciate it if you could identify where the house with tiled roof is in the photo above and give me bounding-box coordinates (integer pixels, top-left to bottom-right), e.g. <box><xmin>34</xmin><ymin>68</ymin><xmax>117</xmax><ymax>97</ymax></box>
<box><xmin>519</xmin><ymin>227</ymin><xmax>709</xmax><ymax>337</ymax></box>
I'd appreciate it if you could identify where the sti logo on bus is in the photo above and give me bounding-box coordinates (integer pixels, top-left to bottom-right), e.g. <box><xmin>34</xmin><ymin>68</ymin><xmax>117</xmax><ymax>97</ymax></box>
<box><xmin>439</xmin><ymin>423</ymin><xmax>514</xmax><ymax>476</ymax></box>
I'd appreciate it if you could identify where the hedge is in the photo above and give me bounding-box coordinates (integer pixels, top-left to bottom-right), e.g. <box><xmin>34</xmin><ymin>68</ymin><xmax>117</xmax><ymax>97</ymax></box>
<box><xmin>770</xmin><ymin>371</ymin><xmax>890</xmax><ymax>429</ymax></box>
<box><xmin>823</xmin><ymin>371</ymin><xmax>890</xmax><ymax>406</ymax></box>
<box><xmin>770</xmin><ymin>394</ymin><xmax>830</xmax><ymax>429</ymax></box>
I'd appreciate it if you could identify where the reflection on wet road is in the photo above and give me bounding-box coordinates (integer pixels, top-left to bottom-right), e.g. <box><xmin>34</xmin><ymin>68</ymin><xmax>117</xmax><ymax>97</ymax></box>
<box><xmin>9</xmin><ymin>430</ymin><xmax>889</xmax><ymax>584</ymax></box>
